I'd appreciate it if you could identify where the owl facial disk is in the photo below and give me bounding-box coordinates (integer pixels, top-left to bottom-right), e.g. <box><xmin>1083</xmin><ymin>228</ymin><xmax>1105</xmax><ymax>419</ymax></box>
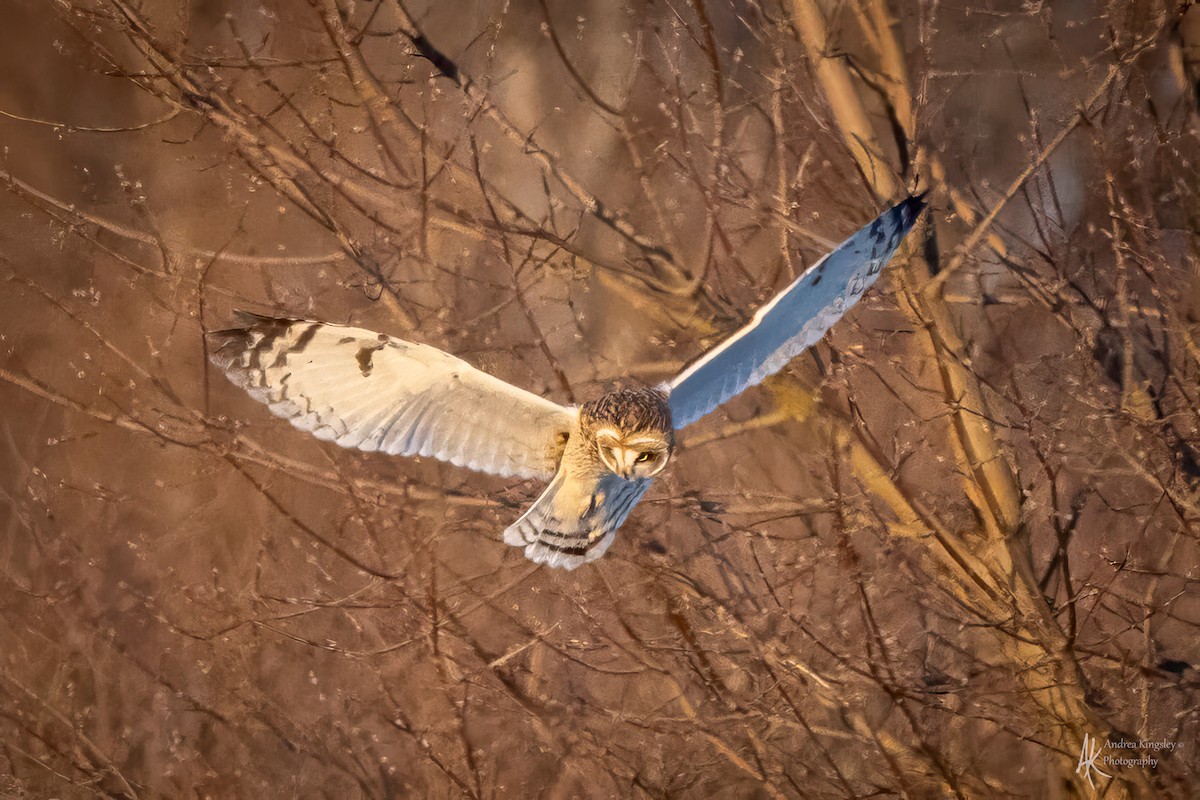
<box><xmin>595</xmin><ymin>428</ymin><xmax>671</xmax><ymax>480</ymax></box>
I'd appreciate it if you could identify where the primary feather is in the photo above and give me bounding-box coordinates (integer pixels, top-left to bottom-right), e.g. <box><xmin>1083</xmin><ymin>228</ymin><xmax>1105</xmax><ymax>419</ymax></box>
<box><xmin>665</xmin><ymin>195</ymin><xmax>926</xmax><ymax>429</ymax></box>
<box><xmin>209</xmin><ymin>314</ymin><xmax>575</xmax><ymax>480</ymax></box>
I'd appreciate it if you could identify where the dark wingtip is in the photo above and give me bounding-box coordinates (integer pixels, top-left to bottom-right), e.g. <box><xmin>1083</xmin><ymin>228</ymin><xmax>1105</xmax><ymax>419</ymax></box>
<box><xmin>894</xmin><ymin>192</ymin><xmax>929</xmax><ymax>229</ymax></box>
<box><xmin>206</xmin><ymin>327</ymin><xmax>252</xmax><ymax>371</ymax></box>
<box><xmin>206</xmin><ymin>311</ymin><xmax>293</xmax><ymax>370</ymax></box>
<box><xmin>229</xmin><ymin>309</ymin><xmax>296</xmax><ymax>328</ymax></box>
<box><xmin>904</xmin><ymin>190</ymin><xmax>929</xmax><ymax>211</ymax></box>
<box><xmin>230</xmin><ymin>309</ymin><xmax>269</xmax><ymax>326</ymax></box>
<box><xmin>207</xmin><ymin>311</ymin><xmax>290</xmax><ymax>338</ymax></box>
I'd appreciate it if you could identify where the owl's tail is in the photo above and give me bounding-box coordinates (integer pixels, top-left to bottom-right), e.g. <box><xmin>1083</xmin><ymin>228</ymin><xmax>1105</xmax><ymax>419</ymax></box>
<box><xmin>503</xmin><ymin>468</ymin><xmax>650</xmax><ymax>570</ymax></box>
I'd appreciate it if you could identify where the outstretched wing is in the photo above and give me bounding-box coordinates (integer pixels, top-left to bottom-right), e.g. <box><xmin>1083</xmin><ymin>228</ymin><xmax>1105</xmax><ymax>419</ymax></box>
<box><xmin>664</xmin><ymin>195</ymin><xmax>926</xmax><ymax>429</ymax></box>
<box><xmin>503</xmin><ymin>466</ymin><xmax>651</xmax><ymax>569</ymax></box>
<box><xmin>209</xmin><ymin>314</ymin><xmax>575</xmax><ymax>480</ymax></box>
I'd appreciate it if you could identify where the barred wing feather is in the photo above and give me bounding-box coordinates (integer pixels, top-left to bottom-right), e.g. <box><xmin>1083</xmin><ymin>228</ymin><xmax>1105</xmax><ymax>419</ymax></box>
<box><xmin>209</xmin><ymin>314</ymin><xmax>575</xmax><ymax>480</ymax></box>
<box><xmin>665</xmin><ymin>195</ymin><xmax>926</xmax><ymax>429</ymax></box>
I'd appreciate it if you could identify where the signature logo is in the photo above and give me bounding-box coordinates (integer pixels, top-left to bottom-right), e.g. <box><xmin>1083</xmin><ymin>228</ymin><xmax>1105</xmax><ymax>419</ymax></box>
<box><xmin>1076</xmin><ymin>733</ymin><xmax>1112</xmax><ymax>790</ymax></box>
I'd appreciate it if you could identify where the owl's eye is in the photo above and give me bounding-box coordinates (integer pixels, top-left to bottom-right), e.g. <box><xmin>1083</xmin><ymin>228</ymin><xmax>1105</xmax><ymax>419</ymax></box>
<box><xmin>636</xmin><ymin>452</ymin><xmax>655</xmax><ymax>463</ymax></box>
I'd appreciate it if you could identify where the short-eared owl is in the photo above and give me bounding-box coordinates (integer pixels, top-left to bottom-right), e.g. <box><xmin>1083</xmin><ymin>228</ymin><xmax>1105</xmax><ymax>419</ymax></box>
<box><xmin>211</xmin><ymin>196</ymin><xmax>925</xmax><ymax>569</ymax></box>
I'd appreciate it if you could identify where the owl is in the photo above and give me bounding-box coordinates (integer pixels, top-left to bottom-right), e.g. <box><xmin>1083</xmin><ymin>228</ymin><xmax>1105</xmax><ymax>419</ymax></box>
<box><xmin>210</xmin><ymin>195</ymin><xmax>925</xmax><ymax>569</ymax></box>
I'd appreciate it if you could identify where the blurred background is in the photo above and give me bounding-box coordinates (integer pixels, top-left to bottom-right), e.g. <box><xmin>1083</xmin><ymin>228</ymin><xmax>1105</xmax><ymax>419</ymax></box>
<box><xmin>1</xmin><ymin>0</ymin><xmax>1198</xmax><ymax>797</ymax></box>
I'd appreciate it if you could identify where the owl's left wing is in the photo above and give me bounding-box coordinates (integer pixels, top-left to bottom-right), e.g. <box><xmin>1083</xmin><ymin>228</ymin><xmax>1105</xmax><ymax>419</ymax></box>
<box><xmin>664</xmin><ymin>195</ymin><xmax>926</xmax><ymax>429</ymax></box>
<box><xmin>209</xmin><ymin>314</ymin><xmax>575</xmax><ymax>480</ymax></box>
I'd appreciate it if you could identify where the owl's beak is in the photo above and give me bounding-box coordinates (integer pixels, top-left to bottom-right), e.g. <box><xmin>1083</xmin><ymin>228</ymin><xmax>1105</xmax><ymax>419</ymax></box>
<box><xmin>613</xmin><ymin>447</ymin><xmax>638</xmax><ymax>480</ymax></box>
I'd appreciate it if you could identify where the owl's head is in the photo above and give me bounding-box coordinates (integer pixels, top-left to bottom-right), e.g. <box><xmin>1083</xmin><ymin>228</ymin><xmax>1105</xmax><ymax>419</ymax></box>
<box><xmin>581</xmin><ymin>386</ymin><xmax>674</xmax><ymax>480</ymax></box>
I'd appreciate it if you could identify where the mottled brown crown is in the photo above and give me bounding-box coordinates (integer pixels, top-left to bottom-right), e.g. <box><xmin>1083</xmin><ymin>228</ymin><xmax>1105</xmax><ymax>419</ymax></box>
<box><xmin>580</xmin><ymin>386</ymin><xmax>673</xmax><ymax>438</ymax></box>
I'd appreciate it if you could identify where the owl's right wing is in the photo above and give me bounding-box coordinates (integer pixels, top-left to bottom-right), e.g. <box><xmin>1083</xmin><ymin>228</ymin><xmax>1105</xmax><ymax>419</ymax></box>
<box><xmin>209</xmin><ymin>314</ymin><xmax>575</xmax><ymax>480</ymax></box>
<box><xmin>664</xmin><ymin>195</ymin><xmax>926</xmax><ymax>429</ymax></box>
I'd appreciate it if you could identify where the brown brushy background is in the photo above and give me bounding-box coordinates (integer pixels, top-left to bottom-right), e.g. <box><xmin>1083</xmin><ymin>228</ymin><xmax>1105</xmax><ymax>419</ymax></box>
<box><xmin>1</xmin><ymin>0</ymin><xmax>1198</xmax><ymax>797</ymax></box>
